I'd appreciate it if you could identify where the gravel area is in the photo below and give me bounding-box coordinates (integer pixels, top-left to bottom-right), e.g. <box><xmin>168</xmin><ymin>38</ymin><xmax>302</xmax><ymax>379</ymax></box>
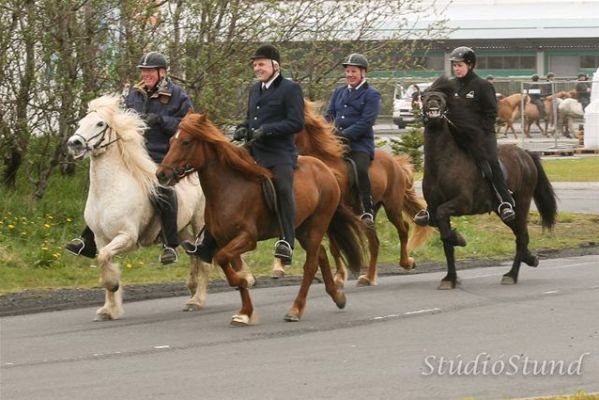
<box><xmin>1</xmin><ymin>245</ymin><xmax>597</xmax><ymax>317</ymax></box>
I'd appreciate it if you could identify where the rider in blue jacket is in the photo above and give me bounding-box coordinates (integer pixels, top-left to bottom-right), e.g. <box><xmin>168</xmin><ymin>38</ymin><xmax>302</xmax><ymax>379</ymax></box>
<box><xmin>325</xmin><ymin>53</ymin><xmax>381</xmax><ymax>224</ymax></box>
<box><xmin>65</xmin><ymin>52</ymin><xmax>193</xmax><ymax>264</ymax></box>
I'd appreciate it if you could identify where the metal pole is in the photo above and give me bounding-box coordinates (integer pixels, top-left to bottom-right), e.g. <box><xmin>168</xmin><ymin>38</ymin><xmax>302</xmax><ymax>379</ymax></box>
<box><xmin>520</xmin><ymin>81</ymin><xmax>525</xmax><ymax>147</ymax></box>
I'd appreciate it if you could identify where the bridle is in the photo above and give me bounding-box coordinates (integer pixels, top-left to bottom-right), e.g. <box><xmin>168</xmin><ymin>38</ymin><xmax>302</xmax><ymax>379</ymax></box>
<box><xmin>71</xmin><ymin>111</ymin><xmax>120</xmax><ymax>155</ymax></box>
<box><xmin>420</xmin><ymin>90</ymin><xmax>455</xmax><ymax>127</ymax></box>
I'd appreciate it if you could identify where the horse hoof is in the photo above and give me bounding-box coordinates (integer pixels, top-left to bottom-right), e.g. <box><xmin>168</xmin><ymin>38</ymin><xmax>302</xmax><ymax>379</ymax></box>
<box><xmin>183</xmin><ymin>303</ymin><xmax>203</xmax><ymax>312</ymax></box>
<box><xmin>400</xmin><ymin>260</ymin><xmax>416</xmax><ymax>271</ymax></box>
<box><xmin>271</xmin><ymin>268</ymin><xmax>285</xmax><ymax>279</ymax></box>
<box><xmin>438</xmin><ymin>280</ymin><xmax>458</xmax><ymax>290</ymax></box>
<box><xmin>334</xmin><ymin>292</ymin><xmax>347</xmax><ymax>309</ymax></box>
<box><xmin>501</xmin><ymin>275</ymin><xmax>517</xmax><ymax>285</ymax></box>
<box><xmin>526</xmin><ymin>255</ymin><xmax>539</xmax><ymax>267</ymax></box>
<box><xmin>230</xmin><ymin>314</ymin><xmax>251</xmax><ymax>326</ymax></box>
<box><xmin>109</xmin><ymin>283</ymin><xmax>119</xmax><ymax>293</ymax></box>
<box><xmin>284</xmin><ymin>312</ymin><xmax>301</xmax><ymax>322</ymax></box>
<box><xmin>94</xmin><ymin>312</ymin><xmax>113</xmax><ymax>321</ymax></box>
<box><xmin>356</xmin><ymin>275</ymin><xmax>375</xmax><ymax>287</ymax></box>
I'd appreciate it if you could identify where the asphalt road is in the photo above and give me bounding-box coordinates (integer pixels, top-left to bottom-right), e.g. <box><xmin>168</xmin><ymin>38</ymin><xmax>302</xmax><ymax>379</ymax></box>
<box><xmin>2</xmin><ymin>254</ymin><xmax>598</xmax><ymax>400</ymax></box>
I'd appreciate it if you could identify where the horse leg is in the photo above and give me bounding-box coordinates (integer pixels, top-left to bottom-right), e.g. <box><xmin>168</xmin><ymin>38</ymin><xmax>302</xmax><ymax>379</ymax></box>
<box><xmin>95</xmin><ymin>233</ymin><xmax>136</xmax><ymax>321</ymax></box>
<box><xmin>356</xmin><ymin>227</ymin><xmax>380</xmax><ymax>286</ymax></box>
<box><xmin>317</xmin><ymin>244</ymin><xmax>346</xmax><ymax>309</ymax></box>
<box><xmin>436</xmin><ymin>217</ymin><xmax>461</xmax><ymax>289</ymax></box>
<box><xmin>184</xmin><ymin>257</ymin><xmax>212</xmax><ymax>311</ymax></box>
<box><xmin>284</xmin><ymin>230</ymin><xmax>325</xmax><ymax>322</ymax></box>
<box><xmin>213</xmin><ymin>233</ymin><xmax>257</xmax><ymax>326</ymax></box>
<box><xmin>502</xmin><ymin>213</ymin><xmax>538</xmax><ymax>285</ymax></box>
<box><xmin>330</xmin><ymin>240</ymin><xmax>348</xmax><ymax>289</ymax></box>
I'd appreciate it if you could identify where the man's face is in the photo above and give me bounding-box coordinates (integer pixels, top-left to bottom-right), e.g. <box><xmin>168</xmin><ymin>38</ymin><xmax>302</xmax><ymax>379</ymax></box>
<box><xmin>452</xmin><ymin>61</ymin><xmax>470</xmax><ymax>78</ymax></box>
<box><xmin>140</xmin><ymin>68</ymin><xmax>164</xmax><ymax>89</ymax></box>
<box><xmin>344</xmin><ymin>65</ymin><xmax>363</xmax><ymax>87</ymax></box>
<box><xmin>253</xmin><ymin>58</ymin><xmax>276</xmax><ymax>82</ymax></box>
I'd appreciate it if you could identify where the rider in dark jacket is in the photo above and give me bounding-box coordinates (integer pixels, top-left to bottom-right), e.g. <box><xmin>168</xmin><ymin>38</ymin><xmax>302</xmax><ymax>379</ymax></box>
<box><xmin>576</xmin><ymin>73</ymin><xmax>591</xmax><ymax>110</ymax></box>
<box><xmin>529</xmin><ymin>74</ymin><xmax>546</xmax><ymax>120</ymax></box>
<box><xmin>183</xmin><ymin>44</ymin><xmax>304</xmax><ymax>266</ymax></box>
<box><xmin>325</xmin><ymin>53</ymin><xmax>381</xmax><ymax>224</ymax></box>
<box><xmin>414</xmin><ymin>46</ymin><xmax>515</xmax><ymax>226</ymax></box>
<box><xmin>65</xmin><ymin>52</ymin><xmax>193</xmax><ymax>264</ymax></box>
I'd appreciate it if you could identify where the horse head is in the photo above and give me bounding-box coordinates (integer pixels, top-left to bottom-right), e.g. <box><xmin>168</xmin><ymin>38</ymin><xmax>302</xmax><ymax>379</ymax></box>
<box><xmin>421</xmin><ymin>77</ymin><xmax>454</xmax><ymax>126</ymax></box>
<box><xmin>67</xmin><ymin>94</ymin><xmax>144</xmax><ymax>160</ymax></box>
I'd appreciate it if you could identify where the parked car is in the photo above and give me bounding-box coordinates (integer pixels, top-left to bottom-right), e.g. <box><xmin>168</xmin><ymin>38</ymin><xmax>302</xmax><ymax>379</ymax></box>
<box><xmin>392</xmin><ymin>82</ymin><xmax>432</xmax><ymax>129</ymax></box>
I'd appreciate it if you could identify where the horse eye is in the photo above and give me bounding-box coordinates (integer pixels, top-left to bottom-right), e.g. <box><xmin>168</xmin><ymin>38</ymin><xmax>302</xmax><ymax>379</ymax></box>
<box><xmin>96</xmin><ymin>121</ymin><xmax>105</xmax><ymax>127</ymax></box>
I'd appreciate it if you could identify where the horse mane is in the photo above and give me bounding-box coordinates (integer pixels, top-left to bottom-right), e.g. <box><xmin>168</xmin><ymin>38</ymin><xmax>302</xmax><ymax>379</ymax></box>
<box><xmin>297</xmin><ymin>100</ymin><xmax>347</xmax><ymax>163</ymax></box>
<box><xmin>87</xmin><ymin>94</ymin><xmax>159</xmax><ymax>198</ymax></box>
<box><xmin>178</xmin><ymin>113</ymin><xmax>272</xmax><ymax>180</ymax></box>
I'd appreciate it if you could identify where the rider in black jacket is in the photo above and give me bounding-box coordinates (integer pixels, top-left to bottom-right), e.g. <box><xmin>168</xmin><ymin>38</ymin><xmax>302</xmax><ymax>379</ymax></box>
<box><xmin>414</xmin><ymin>46</ymin><xmax>515</xmax><ymax>226</ymax></box>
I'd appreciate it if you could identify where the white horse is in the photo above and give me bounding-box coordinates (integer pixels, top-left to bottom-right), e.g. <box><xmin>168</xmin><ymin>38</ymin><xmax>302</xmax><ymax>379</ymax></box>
<box><xmin>67</xmin><ymin>94</ymin><xmax>217</xmax><ymax>320</ymax></box>
<box><xmin>558</xmin><ymin>98</ymin><xmax>584</xmax><ymax>137</ymax></box>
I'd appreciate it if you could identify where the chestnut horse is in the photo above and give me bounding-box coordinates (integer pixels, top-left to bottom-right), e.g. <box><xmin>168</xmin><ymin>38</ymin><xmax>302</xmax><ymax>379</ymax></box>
<box><xmin>421</xmin><ymin>77</ymin><xmax>557</xmax><ymax>289</ymax></box>
<box><xmin>157</xmin><ymin>112</ymin><xmax>365</xmax><ymax>325</ymax></box>
<box><xmin>497</xmin><ymin>93</ymin><xmax>540</xmax><ymax>139</ymax></box>
<box><xmin>273</xmin><ymin>101</ymin><xmax>432</xmax><ymax>286</ymax></box>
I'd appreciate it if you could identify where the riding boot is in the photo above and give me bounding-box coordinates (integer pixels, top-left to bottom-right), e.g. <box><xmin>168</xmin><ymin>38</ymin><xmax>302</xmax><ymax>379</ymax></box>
<box><xmin>155</xmin><ymin>186</ymin><xmax>179</xmax><ymax>265</ymax></box>
<box><xmin>488</xmin><ymin>160</ymin><xmax>516</xmax><ymax>223</ymax></box>
<box><xmin>360</xmin><ymin>195</ymin><xmax>375</xmax><ymax>226</ymax></box>
<box><xmin>271</xmin><ymin>165</ymin><xmax>295</xmax><ymax>265</ymax></box>
<box><xmin>182</xmin><ymin>228</ymin><xmax>217</xmax><ymax>263</ymax></box>
<box><xmin>64</xmin><ymin>226</ymin><xmax>97</xmax><ymax>258</ymax></box>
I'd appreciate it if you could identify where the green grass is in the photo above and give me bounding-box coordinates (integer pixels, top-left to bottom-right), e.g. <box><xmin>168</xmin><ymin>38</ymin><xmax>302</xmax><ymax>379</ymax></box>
<box><xmin>0</xmin><ymin>156</ymin><xmax>598</xmax><ymax>294</ymax></box>
<box><xmin>541</xmin><ymin>156</ymin><xmax>599</xmax><ymax>182</ymax></box>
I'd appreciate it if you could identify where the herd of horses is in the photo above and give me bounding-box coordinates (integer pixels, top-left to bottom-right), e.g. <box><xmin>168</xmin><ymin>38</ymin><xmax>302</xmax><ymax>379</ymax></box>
<box><xmin>496</xmin><ymin>90</ymin><xmax>585</xmax><ymax>138</ymax></box>
<box><xmin>67</xmin><ymin>77</ymin><xmax>557</xmax><ymax>325</ymax></box>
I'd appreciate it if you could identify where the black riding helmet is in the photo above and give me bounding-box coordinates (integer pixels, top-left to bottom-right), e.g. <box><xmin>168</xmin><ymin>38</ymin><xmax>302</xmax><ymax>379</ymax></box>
<box><xmin>532</xmin><ymin>74</ymin><xmax>539</xmax><ymax>81</ymax></box>
<box><xmin>342</xmin><ymin>53</ymin><xmax>369</xmax><ymax>71</ymax></box>
<box><xmin>449</xmin><ymin>46</ymin><xmax>476</xmax><ymax>67</ymax></box>
<box><xmin>251</xmin><ymin>44</ymin><xmax>281</xmax><ymax>64</ymax></box>
<box><xmin>137</xmin><ymin>52</ymin><xmax>168</xmax><ymax>69</ymax></box>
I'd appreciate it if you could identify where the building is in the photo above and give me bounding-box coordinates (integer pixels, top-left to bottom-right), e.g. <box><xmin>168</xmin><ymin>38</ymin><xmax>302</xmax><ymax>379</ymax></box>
<box><xmin>380</xmin><ymin>0</ymin><xmax>599</xmax><ymax>79</ymax></box>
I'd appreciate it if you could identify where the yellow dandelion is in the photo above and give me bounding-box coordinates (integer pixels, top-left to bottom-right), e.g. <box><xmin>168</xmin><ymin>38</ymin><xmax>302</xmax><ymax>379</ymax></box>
<box><xmin>8</xmin><ymin>224</ymin><xmax>15</xmax><ymax>229</ymax></box>
<box><xmin>66</xmin><ymin>218</ymin><xmax>72</xmax><ymax>222</ymax></box>
<box><xmin>44</xmin><ymin>224</ymin><xmax>51</xmax><ymax>229</ymax></box>
<box><xmin>47</xmin><ymin>215</ymin><xmax>54</xmax><ymax>220</ymax></box>
<box><xmin>138</xmin><ymin>260</ymin><xmax>145</xmax><ymax>266</ymax></box>
<box><xmin>126</xmin><ymin>262</ymin><xmax>133</xmax><ymax>269</ymax></box>
<box><xmin>53</xmin><ymin>253</ymin><xmax>60</xmax><ymax>259</ymax></box>
<box><xmin>41</xmin><ymin>246</ymin><xmax>49</xmax><ymax>251</ymax></box>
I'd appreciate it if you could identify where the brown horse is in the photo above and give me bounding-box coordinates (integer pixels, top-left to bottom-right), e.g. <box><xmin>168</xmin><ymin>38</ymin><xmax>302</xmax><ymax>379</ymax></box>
<box><xmin>276</xmin><ymin>101</ymin><xmax>432</xmax><ymax>286</ymax></box>
<box><xmin>156</xmin><ymin>112</ymin><xmax>365</xmax><ymax>325</ymax></box>
<box><xmin>496</xmin><ymin>93</ymin><xmax>531</xmax><ymax>138</ymax></box>
<box><xmin>421</xmin><ymin>77</ymin><xmax>557</xmax><ymax>289</ymax></box>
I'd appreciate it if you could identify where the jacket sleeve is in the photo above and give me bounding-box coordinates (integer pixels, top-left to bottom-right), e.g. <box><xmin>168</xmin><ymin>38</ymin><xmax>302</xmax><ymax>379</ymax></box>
<box><xmin>261</xmin><ymin>83</ymin><xmax>305</xmax><ymax>136</ymax></box>
<box><xmin>478</xmin><ymin>81</ymin><xmax>497</xmax><ymax>133</ymax></box>
<box><xmin>341</xmin><ymin>89</ymin><xmax>381</xmax><ymax>141</ymax></box>
<box><xmin>160</xmin><ymin>89</ymin><xmax>193</xmax><ymax>136</ymax></box>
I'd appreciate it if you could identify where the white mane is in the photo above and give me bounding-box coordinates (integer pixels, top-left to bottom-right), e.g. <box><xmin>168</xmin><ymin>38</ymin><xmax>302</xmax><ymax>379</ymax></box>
<box><xmin>87</xmin><ymin>94</ymin><xmax>159</xmax><ymax>199</ymax></box>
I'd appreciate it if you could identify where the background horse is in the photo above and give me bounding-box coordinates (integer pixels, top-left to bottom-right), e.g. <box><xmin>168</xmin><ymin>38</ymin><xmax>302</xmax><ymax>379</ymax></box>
<box><xmin>67</xmin><ymin>95</ymin><xmax>213</xmax><ymax>320</ymax></box>
<box><xmin>420</xmin><ymin>77</ymin><xmax>557</xmax><ymax>289</ymax></box>
<box><xmin>156</xmin><ymin>112</ymin><xmax>365</xmax><ymax>325</ymax></box>
<box><xmin>496</xmin><ymin>93</ymin><xmax>528</xmax><ymax>138</ymax></box>
<box><xmin>557</xmin><ymin>98</ymin><xmax>584</xmax><ymax>137</ymax></box>
<box><xmin>278</xmin><ymin>101</ymin><xmax>432</xmax><ymax>286</ymax></box>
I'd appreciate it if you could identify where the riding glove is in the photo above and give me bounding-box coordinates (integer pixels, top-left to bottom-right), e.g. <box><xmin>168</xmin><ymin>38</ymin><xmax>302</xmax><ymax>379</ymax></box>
<box><xmin>143</xmin><ymin>113</ymin><xmax>163</xmax><ymax>127</ymax></box>
<box><xmin>252</xmin><ymin>127</ymin><xmax>268</xmax><ymax>141</ymax></box>
<box><xmin>233</xmin><ymin>126</ymin><xmax>249</xmax><ymax>141</ymax></box>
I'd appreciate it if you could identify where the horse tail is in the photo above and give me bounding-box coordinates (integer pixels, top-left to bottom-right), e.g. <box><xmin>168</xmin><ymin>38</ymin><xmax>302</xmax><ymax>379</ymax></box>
<box><xmin>528</xmin><ymin>150</ymin><xmax>558</xmax><ymax>230</ymax></box>
<box><xmin>393</xmin><ymin>154</ymin><xmax>434</xmax><ymax>251</ymax></box>
<box><xmin>327</xmin><ymin>203</ymin><xmax>365</xmax><ymax>275</ymax></box>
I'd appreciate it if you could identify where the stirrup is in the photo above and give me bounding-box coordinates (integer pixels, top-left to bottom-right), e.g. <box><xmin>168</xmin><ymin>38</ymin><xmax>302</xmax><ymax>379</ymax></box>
<box><xmin>497</xmin><ymin>202</ymin><xmax>516</xmax><ymax>223</ymax></box>
<box><xmin>160</xmin><ymin>246</ymin><xmax>178</xmax><ymax>265</ymax></box>
<box><xmin>360</xmin><ymin>212</ymin><xmax>374</xmax><ymax>225</ymax></box>
<box><xmin>274</xmin><ymin>240</ymin><xmax>293</xmax><ymax>264</ymax></box>
<box><xmin>413</xmin><ymin>209</ymin><xmax>430</xmax><ymax>226</ymax></box>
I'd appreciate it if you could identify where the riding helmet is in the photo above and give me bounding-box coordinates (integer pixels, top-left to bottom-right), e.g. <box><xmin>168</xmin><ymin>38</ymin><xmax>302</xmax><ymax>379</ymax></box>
<box><xmin>532</xmin><ymin>74</ymin><xmax>539</xmax><ymax>81</ymax></box>
<box><xmin>578</xmin><ymin>73</ymin><xmax>587</xmax><ymax>79</ymax></box>
<box><xmin>137</xmin><ymin>52</ymin><xmax>168</xmax><ymax>69</ymax></box>
<box><xmin>449</xmin><ymin>46</ymin><xmax>476</xmax><ymax>66</ymax></box>
<box><xmin>251</xmin><ymin>44</ymin><xmax>281</xmax><ymax>63</ymax></box>
<box><xmin>342</xmin><ymin>53</ymin><xmax>369</xmax><ymax>71</ymax></box>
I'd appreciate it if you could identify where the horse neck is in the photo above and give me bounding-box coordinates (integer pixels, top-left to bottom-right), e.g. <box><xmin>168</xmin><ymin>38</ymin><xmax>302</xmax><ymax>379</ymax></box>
<box><xmin>423</xmin><ymin>120</ymin><xmax>460</xmax><ymax>172</ymax></box>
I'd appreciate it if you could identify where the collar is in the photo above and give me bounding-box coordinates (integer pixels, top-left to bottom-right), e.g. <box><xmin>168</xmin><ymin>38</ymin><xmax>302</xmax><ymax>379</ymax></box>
<box><xmin>262</xmin><ymin>72</ymin><xmax>280</xmax><ymax>90</ymax></box>
<box><xmin>348</xmin><ymin>79</ymin><xmax>367</xmax><ymax>92</ymax></box>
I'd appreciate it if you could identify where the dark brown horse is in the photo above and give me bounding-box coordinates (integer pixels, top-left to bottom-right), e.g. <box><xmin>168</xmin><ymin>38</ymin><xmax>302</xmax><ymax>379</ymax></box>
<box><xmin>156</xmin><ymin>112</ymin><xmax>364</xmax><ymax>325</ymax></box>
<box><xmin>420</xmin><ymin>77</ymin><xmax>557</xmax><ymax>289</ymax></box>
<box><xmin>278</xmin><ymin>101</ymin><xmax>432</xmax><ymax>286</ymax></box>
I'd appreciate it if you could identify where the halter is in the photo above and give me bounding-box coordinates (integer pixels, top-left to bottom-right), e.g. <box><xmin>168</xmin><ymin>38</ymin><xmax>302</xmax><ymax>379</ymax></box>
<box><xmin>72</xmin><ymin>111</ymin><xmax>120</xmax><ymax>155</ymax></box>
